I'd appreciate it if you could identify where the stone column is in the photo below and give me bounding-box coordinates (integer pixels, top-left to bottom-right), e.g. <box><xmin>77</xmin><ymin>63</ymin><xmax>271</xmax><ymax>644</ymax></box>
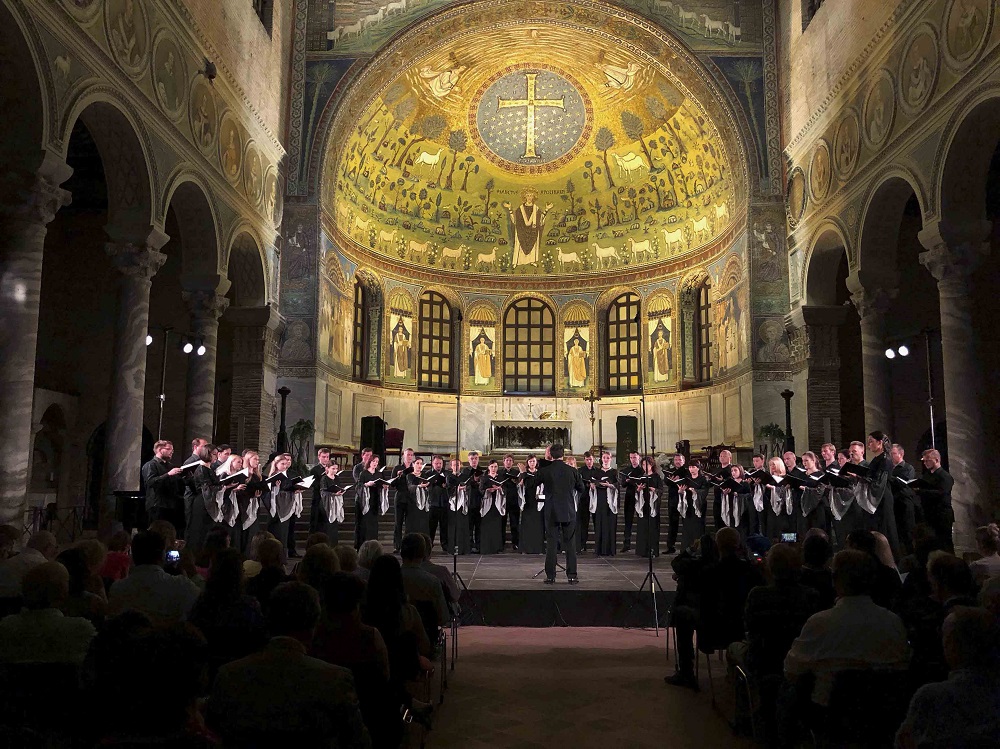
<box><xmin>786</xmin><ymin>305</ymin><xmax>848</xmax><ymax>449</ymax></box>
<box><xmin>919</xmin><ymin>219</ymin><xmax>992</xmax><ymax>552</ymax></box>
<box><xmin>0</xmin><ymin>157</ymin><xmax>72</xmax><ymax>526</ymax></box>
<box><xmin>225</xmin><ymin>305</ymin><xmax>284</xmax><ymax>452</ymax></box>
<box><xmin>182</xmin><ymin>288</ymin><xmax>230</xmax><ymax>445</ymax></box>
<box><xmin>846</xmin><ymin>274</ymin><xmax>896</xmax><ymax>438</ymax></box>
<box><xmin>100</xmin><ymin>240</ymin><xmax>167</xmax><ymax>534</ymax></box>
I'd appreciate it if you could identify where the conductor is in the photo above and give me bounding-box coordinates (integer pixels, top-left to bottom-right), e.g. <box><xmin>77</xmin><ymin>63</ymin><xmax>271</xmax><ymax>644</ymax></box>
<box><xmin>538</xmin><ymin>444</ymin><xmax>585</xmax><ymax>584</ymax></box>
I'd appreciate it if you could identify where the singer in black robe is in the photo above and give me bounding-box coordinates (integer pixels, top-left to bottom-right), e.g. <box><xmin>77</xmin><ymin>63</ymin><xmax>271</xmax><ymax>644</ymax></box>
<box><xmin>500</xmin><ymin>457</ymin><xmax>522</xmax><ymax>551</ymax></box>
<box><xmin>405</xmin><ymin>460</ymin><xmax>431</xmax><ymax>537</ymax></box>
<box><xmin>185</xmin><ymin>461</ymin><xmax>222</xmax><ymax>554</ymax></box>
<box><xmin>677</xmin><ymin>465</ymin><xmax>709</xmax><ymax>552</ymax></box>
<box><xmin>448</xmin><ymin>460</ymin><xmax>472</xmax><ymax>555</ymax></box>
<box><xmin>589</xmin><ymin>458</ymin><xmax>618</xmax><ymax>557</ymax></box>
<box><xmin>422</xmin><ymin>457</ymin><xmax>453</xmax><ymax>552</ymax></box>
<box><xmin>478</xmin><ymin>463</ymin><xmax>506</xmax><ymax>555</ymax></box>
<box><xmin>458</xmin><ymin>458</ymin><xmax>485</xmax><ymax>552</ymax></box>
<box><xmin>318</xmin><ymin>466</ymin><xmax>347</xmax><ymax>545</ymax></box>
<box><xmin>358</xmin><ymin>456</ymin><xmax>385</xmax><ymax>544</ymax></box>
<box><xmin>517</xmin><ymin>457</ymin><xmax>545</xmax><ymax>555</ymax></box>
<box><xmin>266</xmin><ymin>455</ymin><xmax>302</xmax><ymax>548</ymax></box>
<box><xmin>635</xmin><ymin>459</ymin><xmax>663</xmax><ymax>559</ymax></box>
<box><xmin>619</xmin><ymin>453</ymin><xmax>644</xmax><ymax>553</ymax></box>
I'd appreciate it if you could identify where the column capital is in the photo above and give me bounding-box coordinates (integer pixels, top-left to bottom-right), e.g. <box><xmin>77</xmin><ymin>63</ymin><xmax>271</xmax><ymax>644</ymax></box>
<box><xmin>182</xmin><ymin>289</ymin><xmax>230</xmax><ymax>322</ymax></box>
<box><xmin>848</xmin><ymin>285</ymin><xmax>895</xmax><ymax>321</ymax></box>
<box><xmin>1</xmin><ymin>166</ymin><xmax>72</xmax><ymax>231</ymax></box>
<box><xmin>105</xmin><ymin>242</ymin><xmax>167</xmax><ymax>281</ymax></box>
<box><xmin>918</xmin><ymin>219</ymin><xmax>991</xmax><ymax>287</ymax></box>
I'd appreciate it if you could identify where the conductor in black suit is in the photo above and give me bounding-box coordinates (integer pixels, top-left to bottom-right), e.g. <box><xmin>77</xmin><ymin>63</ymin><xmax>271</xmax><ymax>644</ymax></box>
<box><xmin>538</xmin><ymin>444</ymin><xmax>586</xmax><ymax>584</ymax></box>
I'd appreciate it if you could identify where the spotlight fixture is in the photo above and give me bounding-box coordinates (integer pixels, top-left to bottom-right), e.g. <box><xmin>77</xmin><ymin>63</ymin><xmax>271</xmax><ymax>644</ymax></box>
<box><xmin>196</xmin><ymin>344</ymin><xmax>206</xmax><ymax>356</ymax></box>
<box><xmin>897</xmin><ymin>345</ymin><xmax>909</xmax><ymax>357</ymax></box>
<box><xmin>885</xmin><ymin>348</ymin><xmax>896</xmax><ymax>359</ymax></box>
<box><xmin>183</xmin><ymin>341</ymin><xmax>194</xmax><ymax>354</ymax></box>
<box><xmin>145</xmin><ymin>334</ymin><xmax>153</xmax><ymax>346</ymax></box>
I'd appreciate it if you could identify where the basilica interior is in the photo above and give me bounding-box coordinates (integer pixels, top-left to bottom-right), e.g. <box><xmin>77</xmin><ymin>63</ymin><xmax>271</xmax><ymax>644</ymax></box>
<box><xmin>1</xmin><ymin>0</ymin><xmax>999</xmax><ymax>553</ymax></box>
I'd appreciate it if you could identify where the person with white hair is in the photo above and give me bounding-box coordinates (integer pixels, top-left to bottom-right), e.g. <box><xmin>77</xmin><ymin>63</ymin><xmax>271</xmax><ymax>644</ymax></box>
<box><xmin>0</xmin><ymin>530</ymin><xmax>58</xmax><ymax>600</ymax></box>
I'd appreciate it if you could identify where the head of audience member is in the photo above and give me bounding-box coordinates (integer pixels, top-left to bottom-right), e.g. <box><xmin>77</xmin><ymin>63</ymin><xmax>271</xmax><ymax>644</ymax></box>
<box><xmin>197</xmin><ymin>527</ymin><xmax>232</xmax><ymax>569</ymax></box>
<box><xmin>782</xmin><ymin>451</ymin><xmax>798</xmax><ymax>472</ymax></box>
<box><xmin>418</xmin><ymin>534</ymin><xmax>436</xmax><ymax>560</ymax></box>
<box><xmin>802</xmin><ymin>532</ymin><xmax>832</xmax><ymax>571</ymax></box>
<box><xmin>0</xmin><ymin>524</ymin><xmax>20</xmax><ymax>561</ymax></box>
<box><xmin>358</xmin><ymin>539</ymin><xmax>384</xmax><ymax>571</ymax></box>
<box><xmin>205</xmin><ymin>548</ymin><xmax>246</xmax><ymax>602</ymax></box>
<box><xmin>832</xmin><ymin>549</ymin><xmax>876</xmax><ymax>598</ymax></box>
<box><xmin>974</xmin><ymin>523</ymin><xmax>1000</xmax><ymax>559</ymax></box>
<box><xmin>322</xmin><ymin>572</ymin><xmax>366</xmax><ymax>621</ymax></box>
<box><xmin>849</xmin><ymin>441</ymin><xmax>866</xmax><ymax>464</ymax></box>
<box><xmin>132</xmin><ymin>531</ymin><xmax>168</xmax><ymax>568</ymax></box>
<box><xmin>56</xmin><ymin>547</ymin><xmax>93</xmax><ymax>599</ymax></box>
<box><xmin>327</xmin><ymin>545</ymin><xmax>355</xmax><ymax>574</ymax></box>
<box><xmin>306</xmin><ymin>532</ymin><xmax>331</xmax><ymax>550</ymax></box>
<box><xmin>715</xmin><ymin>527</ymin><xmax>741</xmax><ymax>560</ymax></box>
<box><xmin>366</xmin><ymin>554</ymin><xmax>406</xmax><ymax>629</ymax></box>
<box><xmin>766</xmin><ymin>543</ymin><xmax>802</xmax><ymax>585</ymax></box>
<box><xmin>400</xmin><ymin>534</ymin><xmax>427</xmax><ymax>565</ymax></box>
<box><xmin>942</xmin><ymin>606</ymin><xmax>1000</xmax><ymax>672</ymax></box>
<box><xmin>147</xmin><ymin>520</ymin><xmax>178</xmax><ymax>551</ymax></box>
<box><xmin>767</xmin><ymin>456</ymin><xmax>786</xmax><ymax>476</ymax></box>
<box><xmin>25</xmin><ymin>530</ymin><xmax>58</xmax><ymax>561</ymax></box>
<box><xmin>296</xmin><ymin>543</ymin><xmax>340</xmax><ymax>592</ymax></box>
<box><xmin>820</xmin><ymin>443</ymin><xmax>836</xmax><ymax>466</ymax></box>
<box><xmin>928</xmin><ymin>554</ymin><xmax>976</xmax><ymax>605</ymax></box>
<box><xmin>698</xmin><ymin>533</ymin><xmax>720</xmax><ymax>565</ymax></box>
<box><xmin>76</xmin><ymin>539</ymin><xmax>108</xmax><ymax>577</ymax></box>
<box><xmin>268</xmin><ymin>582</ymin><xmax>321</xmax><ymax>647</ymax></box>
<box><xmin>550</xmin><ymin>444</ymin><xmax>565</xmax><ymax>460</ymax></box>
<box><xmin>257</xmin><ymin>538</ymin><xmax>285</xmax><ymax>573</ymax></box>
<box><xmin>745</xmin><ymin>533</ymin><xmax>772</xmax><ymax>560</ymax></box>
<box><xmin>22</xmin><ymin>562</ymin><xmax>70</xmax><ymax>611</ymax></box>
<box><xmin>870</xmin><ymin>531</ymin><xmax>896</xmax><ymax>569</ymax></box>
<box><xmin>846</xmin><ymin>529</ymin><xmax>879</xmax><ymax>559</ymax></box>
<box><xmin>246</xmin><ymin>530</ymin><xmax>277</xmax><ymax>562</ymax></box>
<box><xmin>107</xmin><ymin>530</ymin><xmax>131</xmax><ymax>555</ymax></box>
<box><xmin>801</xmin><ymin>451</ymin><xmax>819</xmax><ymax>473</ymax></box>
<box><xmin>979</xmin><ymin>577</ymin><xmax>1000</xmax><ymax>619</ymax></box>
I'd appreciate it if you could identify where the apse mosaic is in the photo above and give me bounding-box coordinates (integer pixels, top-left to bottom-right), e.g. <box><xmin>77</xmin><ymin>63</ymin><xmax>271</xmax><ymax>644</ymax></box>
<box><xmin>330</xmin><ymin>23</ymin><xmax>737</xmax><ymax>278</ymax></box>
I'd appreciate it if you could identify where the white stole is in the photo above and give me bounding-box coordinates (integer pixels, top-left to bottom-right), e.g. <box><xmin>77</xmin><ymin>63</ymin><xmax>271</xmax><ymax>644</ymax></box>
<box><xmin>721</xmin><ymin>491</ymin><xmax>743</xmax><ymax>528</ymax></box>
<box><xmin>480</xmin><ymin>488</ymin><xmax>506</xmax><ymax>517</ymax></box>
<box><xmin>450</xmin><ymin>485</ymin><xmax>469</xmax><ymax>514</ymax></box>
<box><xmin>678</xmin><ymin>488</ymin><xmax>702</xmax><ymax>519</ymax></box>
<box><xmin>636</xmin><ymin>488</ymin><xmax>659</xmax><ymax>518</ymax></box>
<box><xmin>588</xmin><ymin>483</ymin><xmax>619</xmax><ymax>515</ymax></box>
<box><xmin>752</xmin><ymin>484</ymin><xmax>765</xmax><ymax>513</ymax></box>
<box><xmin>414</xmin><ymin>486</ymin><xmax>429</xmax><ymax>511</ymax></box>
<box><xmin>769</xmin><ymin>484</ymin><xmax>792</xmax><ymax>516</ymax></box>
<box><xmin>321</xmin><ymin>490</ymin><xmax>345</xmax><ymax>524</ymax></box>
<box><xmin>242</xmin><ymin>494</ymin><xmax>260</xmax><ymax>531</ymax></box>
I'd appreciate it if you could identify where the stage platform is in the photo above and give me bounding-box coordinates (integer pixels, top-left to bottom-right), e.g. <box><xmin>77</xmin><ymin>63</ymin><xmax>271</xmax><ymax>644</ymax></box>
<box><xmin>432</xmin><ymin>550</ymin><xmax>677</xmax><ymax>628</ymax></box>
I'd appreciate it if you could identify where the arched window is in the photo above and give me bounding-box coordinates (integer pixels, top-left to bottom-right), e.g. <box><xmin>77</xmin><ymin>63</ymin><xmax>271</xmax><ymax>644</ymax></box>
<box><xmin>606</xmin><ymin>292</ymin><xmax>641</xmax><ymax>393</ymax></box>
<box><xmin>418</xmin><ymin>291</ymin><xmax>453</xmax><ymax>390</ymax></box>
<box><xmin>696</xmin><ymin>281</ymin><xmax>713</xmax><ymax>383</ymax></box>
<box><xmin>503</xmin><ymin>298</ymin><xmax>555</xmax><ymax>393</ymax></box>
<box><xmin>352</xmin><ymin>279</ymin><xmax>366</xmax><ymax>380</ymax></box>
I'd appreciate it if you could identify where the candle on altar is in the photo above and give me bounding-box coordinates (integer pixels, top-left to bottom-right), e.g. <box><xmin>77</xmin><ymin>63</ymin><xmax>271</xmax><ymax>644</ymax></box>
<box><xmin>651</xmin><ymin>419</ymin><xmax>655</xmax><ymax>450</ymax></box>
<box><xmin>598</xmin><ymin>418</ymin><xmax>603</xmax><ymax>449</ymax></box>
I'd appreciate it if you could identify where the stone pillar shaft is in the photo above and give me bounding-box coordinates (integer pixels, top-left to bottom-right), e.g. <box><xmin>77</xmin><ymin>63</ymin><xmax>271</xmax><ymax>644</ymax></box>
<box><xmin>0</xmin><ymin>166</ymin><xmax>71</xmax><ymax>526</ymax></box>
<box><xmin>919</xmin><ymin>222</ymin><xmax>991</xmax><ymax>551</ymax></box>
<box><xmin>850</xmin><ymin>286</ymin><xmax>895</xmax><ymax>438</ymax></box>
<box><xmin>101</xmin><ymin>242</ymin><xmax>166</xmax><ymax>533</ymax></box>
<box><xmin>183</xmin><ymin>291</ymin><xmax>229</xmax><ymax>445</ymax></box>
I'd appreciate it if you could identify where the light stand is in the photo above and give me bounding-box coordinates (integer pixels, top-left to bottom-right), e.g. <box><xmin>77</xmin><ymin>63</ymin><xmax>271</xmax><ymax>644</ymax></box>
<box><xmin>923</xmin><ymin>328</ymin><xmax>936</xmax><ymax>449</ymax></box>
<box><xmin>155</xmin><ymin>326</ymin><xmax>172</xmax><ymax>440</ymax></box>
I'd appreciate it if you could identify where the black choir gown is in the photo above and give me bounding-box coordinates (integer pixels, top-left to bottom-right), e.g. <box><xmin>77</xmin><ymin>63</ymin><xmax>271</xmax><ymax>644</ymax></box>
<box><xmin>635</xmin><ymin>475</ymin><xmax>663</xmax><ymax>559</ymax></box>
<box><xmin>763</xmin><ymin>483</ymin><xmax>795</xmax><ymax>540</ymax></box>
<box><xmin>358</xmin><ymin>470</ymin><xmax>384</xmax><ymax>544</ymax></box>
<box><xmin>448</xmin><ymin>478</ymin><xmax>472</xmax><ymax>555</ymax></box>
<box><xmin>590</xmin><ymin>468</ymin><xmax>618</xmax><ymax>557</ymax></box>
<box><xmin>233</xmin><ymin>476</ymin><xmax>266</xmax><ymax>555</ymax></box>
<box><xmin>518</xmin><ymin>470</ymin><xmax>545</xmax><ymax>555</ymax></box>
<box><xmin>266</xmin><ymin>473</ymin><xmax>302</xmax><ymax>546</ymax></box>
<box><xmin>678</xmin><ymin>476</ymin><xmax>708</xmax><ymax>551</ymax></box>
<box><xmin>478</xmin><ymin>478</ymin><xmax>505</xmax><ymax>555</ymax></box>
<box><xmin>185</xmin><ymin>465</ymin><xmax>222</xmax><ymax>553</ymax></box>
<box><xmin>405</xmin><ymin>473</ymin><xmax>431</xmax><ymax>537</ymax></box>
<box><xmin>797</xmin><ymin>472</ymin><xmax>832</xmax><ymax>539</ymax></box>
<box><xmin>318</xmin><ymin>472</ymin><xmax>346</xmax><ymax>545</ymax></box>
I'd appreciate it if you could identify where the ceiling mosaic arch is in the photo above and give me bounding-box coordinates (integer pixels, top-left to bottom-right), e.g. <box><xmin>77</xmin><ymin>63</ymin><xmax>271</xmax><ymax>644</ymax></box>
<box><xmin>320</xmin><ymin>0</ymin><xmax>751</xmax><ymax>290</ymax></box>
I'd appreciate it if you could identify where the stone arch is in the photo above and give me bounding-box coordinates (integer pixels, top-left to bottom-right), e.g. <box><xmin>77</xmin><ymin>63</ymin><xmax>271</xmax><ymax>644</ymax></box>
<box><xmin>935</xmin><ymin>86</ymin><xmax>1000</xmax><ymax>226</ymax></box>
<box><xmin>60</xmin><ymin>90</ymin><xmax>157</xmax><ymax>240</ymax></box>
<box><xmin>227</xmin><ymin>231</ymin><xmax>267</xmax><ymax>308</ymax></box>
<box><xmin>803</xmin><ymin>222</ymin><xmax>851</xmax><ymax>306</ymax></box>
<box><xmin>162</xmin><ymin>173</ymin><xmax>222</xmax><ymax>276</ymax></box>
<box><xmin>857</xmin><ymin>170</ymin><xmax>926</xmax><ymax>285</ymax></box>
<box><xmin>0</xmin><ymin>2</ymin><xmax>50</xmax><ymax>180</ymax></box>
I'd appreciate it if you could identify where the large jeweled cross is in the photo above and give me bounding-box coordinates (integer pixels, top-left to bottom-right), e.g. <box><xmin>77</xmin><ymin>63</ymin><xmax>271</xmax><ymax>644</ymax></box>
<box><xmin>496</xmin><ymin>73</ymin><xmax>564</xmax><ymax>159</ymax></box>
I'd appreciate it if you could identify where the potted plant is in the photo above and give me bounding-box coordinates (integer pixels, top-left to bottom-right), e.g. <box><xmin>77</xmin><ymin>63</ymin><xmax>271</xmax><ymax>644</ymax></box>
<box><xmin>756</xmin><ymin>423</ymin><xmax>785</xmax><ymax>459</ymax></box>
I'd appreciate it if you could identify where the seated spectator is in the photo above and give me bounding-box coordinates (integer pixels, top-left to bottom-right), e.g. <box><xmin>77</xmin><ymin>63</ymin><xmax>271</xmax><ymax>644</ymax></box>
<box><xmin>667</xmin><ymin>529</ymin><xmax>762</xmax><ymax>690</ymax></box>
<box><xmin>247</xmin><ymin>538</ymin><xmax>290</xmax><ymax>615</ymax></box>
<box><xmin>332</xmin><ymin>544</ymin><xmax>359</xmax><ymax>574</ymax></box>
<box><xmin>969</xmin><ymin>524</ymin><xmax>1000</xmax><ymax>585</ymax></box>
<box><xmin>898</xmin><ymin>524</ymin><xmax>939</xmax><ymax>577</ymax></box>
<box><xmin>108</xmin><ymin>531</ymin><xmax>200</xmax><ymax>625</ymax></box>
<box><xmin>731</xmin><ymin>543</ymin><xmax>820</xmax><ymax>680</ymax></box>
<box><xmin>896</xmin><ymin>606</ymin><xmax>1000</xmax><ymax>749</ymax></box>
<box><xmin>784</xmin><ymin>550</ymin><xmax>910</xmax><ymax>708</ymax></box>
<box><xmin>243</xmin><ymin>530</ymin><xmax>282</xmax><ymax>578</ymax></box>
<box><xmin>928</xmin><ymin>554</ymin><xmax>978</xmax><ymax>611</ymax></box>
<box><xmin>207</xmin><ymin>582</ymin><xmax>370</xmax><ymax>747</ymax></box>
<box><xmin>312</xmin><ymin>573</ymin><xmax>390</xmax><ymax>679</ymax></box>
<box><xmin>357</xmin><ymin>539</ymin><xmax>383</xmax><ymax>582</ymax></box>
<box><xmin>364</xmin><ymin>554</ymin><xmax>431</xmax><ymax>683</ymax></box>
<box><xmin>75</xmin><ymin>539</ymin><xmax>109</xmax><ymax>597</ymax></box>
<box><xmin>196</xmin><ymin>527</ymin><xmax>232</xmax><ymax>577</ymax></box>
<box><xmin>0</xmin><ymin>524</ymin><xmax>21</xmax><ymax>561</ymax></box>
<box><xmin>92</xmin><ymin>619</ymin><xmax>216</xmax><ymax>747</ymax></box>
<box><xmin>979</xmin><ymin>576</ymin><xmax>1000</xmax><ymax>619</ymax></box>
<box><xmin>800</xmin><ymin>533</ymin><xmax>835</xmax><ymax>611</ymax></box>
<box><xmin>100</xmin><ymin>531</ymin><xmax>133</xmax><ymax>586</ymax></box>
<box><xmin>419</xmin><ymin>532</ymin><xmax>461</xmax><ymax>608</ymax></box>
<box><xmin>306</xmin><ymin>532</ymin><xmax>331</xmax><ymax>550</ymax></box>
<box><xmin>295</xmin><ymin>543</ymin><xmax>341</xmax><ymax>599</ymax></box>
<box><xmin>400</xmin><ymin>534</ymin><xmax>449</xmax><ymax>628</ymax></box>
<box><xmin>56</xmin><ymin>547</ymin><xmax>106</xmax><ymax>625</ymax></box>
<box><xmin>847</xmin><ymin>529</ymin><xmax>902</xmax><ymax>609</ymax></box>
<box><xmin>663</xmin><ymin>534</ymin><xmax>717</xmax><ymax>688</ymax></box>
<box><xmin>188</xmin><ymin>548</ymin><xmax>268</xmax><ymax>674</ymax></box>
<box><xmin>0</xmin><ymin>562</ymin><xmax>96</xmax><ymax>663</ymax></box>
<box><xmin>0</xmin><ymin>530</ymin><xmax>58</xmax><ymax>600</ymax></box>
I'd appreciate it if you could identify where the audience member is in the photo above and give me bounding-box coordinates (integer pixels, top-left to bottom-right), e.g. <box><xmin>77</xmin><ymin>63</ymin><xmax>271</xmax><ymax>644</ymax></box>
<box><xmin>896</xmin><ymin>606</ymin><xmax>1000</xmax><ymax>749</ymax></box>
<box><xmin>847</xmin><ymin>529</ymin><xmax>902</xmax><ymax>608</ymax></box>
<box><xmin>784</xmin><ymin>550</ymin><xmax>910</xmax><ymax>707</ymax></box>
<box><xmin>357</xmin><ymin>539</ymin><xmax>383</xmax><ymax>582</ymax></box>
<box><xmin>419</xmin><ymin>532</ymin><xmax>461</xmax><ymax>607</ymax></box>
<box><xmin>664</xmin><ymin>534</ymin><xmax>718</xmax><ymax>688</ymax></box>
<box><xmin>732</xmin><ymin>543</ymin><xmax>820</xmax><ymax>680</ymax></box>
<box><xmin>75</xmin><ymin>539</ymin><xmax>110</xmax><ymax>597</ymax></box>
<box><xmin>400</xmin><ymin>534</ymin><xmax>449</xmax><ymax>628</ymax></box>
<box><xmin>979</xmin><ymin>576</ymin><xmax>1000</xmax><ymax>618</ymax></box>
<box><xmin>100</xmin><ymin>530</ymin><xmax>133</xmax><ymax>585</ymax></box>
<box><xmin>246</xmin><ymin>538</ymin><xmax>290</xmax><ymax>615</ymax></box>
<box><xmin>0</xmin><ymin>524</ymin><xmax>20</xmax><ymax>561</ymax></box>
<box><xmin>800</xmin><ymin>533</ymin><xmax>835</xmax><ymax>610</ymax></box>
<box><xmin>0</xmin><ymin>530</ymin><xmax>58</xmax><ymax>600</ymax></box>
<box><xmin>187</xmin><ymin>548</ymin><xmax>268</xmax><ymax>674</ymax></box>
<box><xmin>243</xmin><ymin>530</ymin><xmax>282</xmax><ymax>578</ymax></box>
<box><xmin>295</xmin><ymin>543</ymin><xmax>341</xmax><ymax>599</ymax></box>
<box><xmin>364</xmin><ymin>554</ymin><xmax>431</xmax><ymax>685</ymax></box>
<box><xmin>306</xmin><ymin>532</ymin><xmax>331</xmax><ymax>549</ymax></box>
<box><xmin>196</xmin><ymin>527</ymin><xmax>232</xmax><ymax>577</ymax></box>
<box><xmin>207</xmin><ymin>582</ymin><xmax>370</xmax><ymax>747</ymax></box>
<box><xmin>108</xmin><ymin>531</ymin><xmax>200</xmax><ymax>625</ymax></box>
<box><xmin>928</xmin><ymin>554</ymin><xmax>978</xmax><ymax>612</ymax></box>
<box><xmin>969</xmin><ymin>524</ymin><xmax>1000</xmax><ymax>585</ymax></box>
<box><xmin>0</xmin><ymin>562</ymin><xmax>96</xmax><ymax>664</ymax></box>
<box><xmin>56</xmin><ymin>547</ymin><xmax>107</xmax><ymax>625</ymax></box>
<box><xmin>332</xmin><ymin>543</ymin><xmax>359</xmax><ymax>573</ymax></box>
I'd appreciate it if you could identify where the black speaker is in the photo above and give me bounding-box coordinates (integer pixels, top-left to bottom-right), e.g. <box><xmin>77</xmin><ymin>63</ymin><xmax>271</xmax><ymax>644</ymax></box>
<box><xmin>616</xmin><ymin>415</ymin><xmax>639</xmax><ymax>467</ymax></box>
<box><xmin>360</xmin><ymin>415</ymin><xmax>385</xmax><ymax>462</ymax></box>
